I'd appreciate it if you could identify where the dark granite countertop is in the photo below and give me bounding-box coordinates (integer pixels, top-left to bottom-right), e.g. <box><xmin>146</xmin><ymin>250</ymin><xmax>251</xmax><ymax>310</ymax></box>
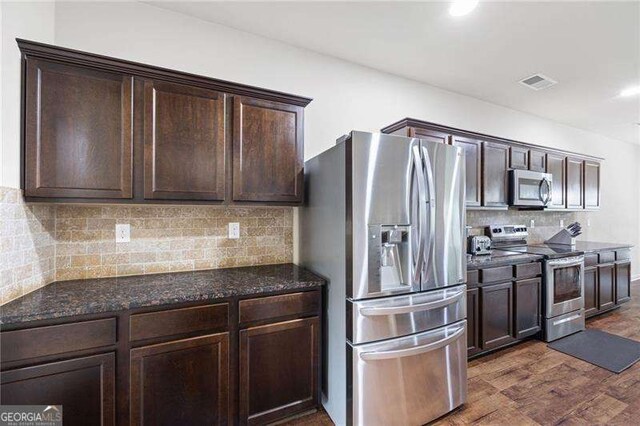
<box><xmin>467</xmin><ymin>251</ymin><xmax>543</xmax><ymax>271</ymax></box>
<box><xmin>0</xmin><ymin>264</ymin><xmax>325</xmax><ymax>326</ymax></box>
<box><xmin>568</xmin><ymin>241</ymin><xmax>633</xmax><ymax>253</ymax></box>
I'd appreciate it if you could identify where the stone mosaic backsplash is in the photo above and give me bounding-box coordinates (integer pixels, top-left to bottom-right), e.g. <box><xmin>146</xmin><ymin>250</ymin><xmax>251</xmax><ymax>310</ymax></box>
<box><xmin>0</xmin><ymin>186</ymin><xmax>293</xmax><ymax>304</ymax></box>
<box><xmin>0</xmin><ymin>187</ymin><xmax>56</xmax><ymax>304</ymax></box>
<box><xmin>467</xmin><ymin>209</ymin><xmax>587</xmax><ymax>243</ymax></box>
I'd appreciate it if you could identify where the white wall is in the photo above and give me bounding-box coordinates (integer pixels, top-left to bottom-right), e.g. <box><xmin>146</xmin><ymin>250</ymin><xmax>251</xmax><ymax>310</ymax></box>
<box><xmin>3</xmin><ymin>1</ymin><xmax>640</xmax><ymax>271</ymax></box>
<box><xmin>1</xmin><ymin>1</ymin><xmax>55</xmax><ymax>188</ymax></box>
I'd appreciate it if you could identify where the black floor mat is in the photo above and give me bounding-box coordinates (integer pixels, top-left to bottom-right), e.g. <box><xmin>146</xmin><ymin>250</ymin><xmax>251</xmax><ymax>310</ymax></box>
<box><xmin>548</xmin><ymin>329</ymin><xmax>640</xmax><ymax>373</ymax></box>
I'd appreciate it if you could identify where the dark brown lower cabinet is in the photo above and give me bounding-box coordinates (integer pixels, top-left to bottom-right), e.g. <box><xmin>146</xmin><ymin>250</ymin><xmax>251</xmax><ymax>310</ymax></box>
<box><xmin>480</xmin><ymin>282</ymin><xmax>515</xmax><ymax>350</ymax></box>
<box><xmin>616</xmin><ymin>261</ymin><xmax>632</xmax><ymax>304</ymax></box>
<box><xmin>130</xmin><ymin>333</ymin><xmax>229</xmax><ymax>426</ymax></box>
<box><xmin>584</xmin><ymin>266</ymin><xmax>599</xmax><ymax>317</ymax></box>
<box><xmin>0</xmin><ymin>353</ymin><xmax>116</xmax><ymax>426</ymax></box>
<box><xmin>513</xmin><ymin>278</ymin><xmax>541</xmax><ymax>339</ymax></box>
<box><xmin>466</xmin><ymin>288</ymin><xmax>480</xmax><ymax>356</ymax></box>
<box><xmin>598</xmin><ymin>264</ymin><xmax>616</xmax><ymax>311</ymax></box>
<box><xmin>240</xmin><ymin>317</ymin><xmax>319</xmax><ymax>425</ymax></box>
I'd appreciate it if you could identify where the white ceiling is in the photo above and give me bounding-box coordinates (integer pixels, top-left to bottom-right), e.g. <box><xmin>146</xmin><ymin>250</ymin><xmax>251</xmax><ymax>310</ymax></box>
<box><xmin>151</xmin><ymin>1</ymin><xmax>640</xmax><ymax>144</ymax></box>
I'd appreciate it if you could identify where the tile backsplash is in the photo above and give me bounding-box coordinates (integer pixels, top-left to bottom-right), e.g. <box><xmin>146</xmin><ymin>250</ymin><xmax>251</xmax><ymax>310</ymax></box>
<box><xmin>0</xmin><ymin>186</ymin><xmax>292</xmax><ymax>304</ymax></box>
<box><xmin>467</xmin><ymin>209</ymin><xmax>587</xmax><ymax>243</ymax></box>
<box><xmin>0</xmin><ymin>187</ymin><xmax>56</xmax><ymax>304</ymax></box>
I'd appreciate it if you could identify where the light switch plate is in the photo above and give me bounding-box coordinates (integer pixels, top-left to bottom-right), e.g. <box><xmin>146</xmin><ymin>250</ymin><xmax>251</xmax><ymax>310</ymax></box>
<box><xmin>116</xmin><ymin>224</ymin><xmax>130</xmax><ymax>243</ymax></box>
<box><xmin>530</xmin><ymin>219</ymin><xmax>535</xmax><ymax>228</ymax></box>
<box><xmin>560</xmin><ymin>219</ymin><xmax>564</xmax><ymax>227</ymax></box>
<box><xmin>228</xmin><ymin>222</ymin><xmax>240</xmax><ymax>239</ymax></box>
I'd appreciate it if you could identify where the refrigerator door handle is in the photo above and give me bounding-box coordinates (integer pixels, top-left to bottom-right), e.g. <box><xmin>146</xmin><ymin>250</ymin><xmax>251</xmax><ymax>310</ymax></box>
<box><xmin>422</xmin><ymin>146</ymin><xmax>436</xmax><ymax>269</ymax></box>
<box><xmin>359</xmin><ymin>325</ymin><xmax>465</xmax><ymax>361</ymax></box>
<box><xmin>412</xmin><ymin>144</ymin><xmax>427</xmax><ymax>283</ymax></box>
<box><xmin>359</xmin><ymin>289</ymin><xmax>465</xmax><ymax>316</ymax></box>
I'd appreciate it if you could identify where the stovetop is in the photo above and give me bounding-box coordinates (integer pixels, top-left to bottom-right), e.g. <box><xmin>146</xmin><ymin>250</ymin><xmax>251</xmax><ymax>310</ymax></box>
<box><xmin>497</xmin><ymin>244</ymin><xmax>585</xmax><ymax>259</ymax></box>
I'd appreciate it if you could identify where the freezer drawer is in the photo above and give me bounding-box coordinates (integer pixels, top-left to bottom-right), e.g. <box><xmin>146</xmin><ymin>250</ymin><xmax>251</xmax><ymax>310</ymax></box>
<box><xmin>349</xmin><ymin>321</ymin><xmax>467</xmax><ymax>426</ymax></box>
<box><xmin>348</xmin><ymin>285</ymin><xmax>466</xmax><ymax>344</ymax></box>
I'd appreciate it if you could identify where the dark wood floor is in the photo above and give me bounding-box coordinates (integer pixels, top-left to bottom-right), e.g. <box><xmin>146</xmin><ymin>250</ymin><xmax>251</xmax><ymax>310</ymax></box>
<box><xmin>284</xmin><ymin>283</ymin><xmax>640</xmax><ymax>426</ymax></box>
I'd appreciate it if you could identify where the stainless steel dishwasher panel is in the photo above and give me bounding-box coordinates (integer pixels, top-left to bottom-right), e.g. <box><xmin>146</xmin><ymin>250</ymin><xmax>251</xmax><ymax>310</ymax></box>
<box><xmin>348</xmin><ymin>285</ymin><xmax>466</xmax><ymax>344</ymax></box>
<box><xmin>349</xmin><ymin>320</ymin><xmax>467</xmax><ymax>426</ymax></box>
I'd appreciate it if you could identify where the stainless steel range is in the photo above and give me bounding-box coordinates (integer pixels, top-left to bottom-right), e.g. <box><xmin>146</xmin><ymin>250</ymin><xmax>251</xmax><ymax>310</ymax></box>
<box><xmin>488</xmin><ymin>225</ymin><xmax>586</xmax><ymax>342</ymax></box>
<box><xmin>300</xmin><ymin>131</ymin><xmax>467</xmax><ymax>426</ymax></box>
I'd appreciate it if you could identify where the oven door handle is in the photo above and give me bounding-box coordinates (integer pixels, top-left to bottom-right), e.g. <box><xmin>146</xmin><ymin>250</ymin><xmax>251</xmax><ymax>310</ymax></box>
<box><xmin>359</xmin><ymin>290</ymin><xmax>465</xmax><ymax>316</ymax></box>
<box><xmin>359</xmin><ymin>326</ymin><xmax>465</xmax><ymax>361</ymax></box>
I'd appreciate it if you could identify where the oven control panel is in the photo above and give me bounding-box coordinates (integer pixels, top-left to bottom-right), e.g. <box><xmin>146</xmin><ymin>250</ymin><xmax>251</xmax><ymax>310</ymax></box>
<box><xmin>487</xmin><ymin>224</ymin><xmax>529</xmax><ymax>242</ymax></box>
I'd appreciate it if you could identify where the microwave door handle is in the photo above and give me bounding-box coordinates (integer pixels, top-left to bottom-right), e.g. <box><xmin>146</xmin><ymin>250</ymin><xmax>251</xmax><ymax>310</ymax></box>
<box><xmin>539</xmin><ymin>178</ymin><xmax>551</xmax><ymax>205</ymax></box>
<box><xmin>359</xmin><ymin>289</ymin><xmax>465</xmax><ymax>316</ymax></box>
<box><xmin>359</xmin><ymin>326</ymin><xmax>465</xmax><ymax>361</ymax></box>
<box><xmin>412</xmin><ymin>144</ymin><xmax>427</xmax><ymax>283</ymax></box>
<box><xmin>421</xmin><ymin>146</ymin><xmax>436</xmax><ymax>271</ymax></box>
<box><xmin>545</xmin><ymin>179</ymin><xmax>552</xmax><ymax>204</ymax></box>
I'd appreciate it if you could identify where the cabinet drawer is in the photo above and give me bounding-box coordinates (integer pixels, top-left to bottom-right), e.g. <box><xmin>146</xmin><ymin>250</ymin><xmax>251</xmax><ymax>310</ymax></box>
<box><xmin>130</xmin><ymin>303</ymin><xmax>228</xmax><ymax>342</ymax></box>
<box><xmin>616</xmin><ymin>249</ymin><xmax>631</xmax><ymax>261</ymax></box>
<box><xmin>479</xmin><ymin>266</ymin><xmax>513</xmax><ymax>284</ymax></box>
<box><xmin>514</xmin><ymin>262</ymin><xmax>541</xmax><ymax>279</ymax></box>
<box><xmin>239</xmin><ymin>291</ymin><xmax>320</xmax><ymax>325</ymax></box>
<box><xmin>599</xmin><ymin>251</ymin><xmax>615</xmax><ymax>264</ymax></box>
<box><xmin>584</xmin><ymin>253</ymin><xmax>599</xmax><ymax>267</ymax></box>
<box><xmin>467</xmin><ymin>270</ymin><xmax>479</xmax><ymax>287</ymax></box>
<box><xmin>1</xmin><ymin>318</ymin><xmax>116</xmax><ymax>364</ymax></box>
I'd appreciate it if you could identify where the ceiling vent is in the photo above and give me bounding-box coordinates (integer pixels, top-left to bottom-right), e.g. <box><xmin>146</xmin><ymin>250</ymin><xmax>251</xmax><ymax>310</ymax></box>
<box><xmin>519</xmin><ymin>74</ymin><xmax>557</xmax><ymax>91</ymax></box>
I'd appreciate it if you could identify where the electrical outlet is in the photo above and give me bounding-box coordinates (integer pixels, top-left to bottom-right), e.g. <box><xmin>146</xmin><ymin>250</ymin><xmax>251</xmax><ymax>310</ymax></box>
<box><xmin>560</xmin><ymin>219</ymin><xmax>564</xmax><ymax>227</ymax></box>
<box><xmin>587</xmin><ymin>219</ymin><xmax>591</xmax><ymax>227</ymax></box>
<box><xmin>228</xmin><ymin>222</ymin><xmax>240</xmax><ymax>239</ymax></box>
<box><xmin>530</xmin><ymin>219</ymin><xmax>535</xmax><ymax>228</ymax></box>
<box><xmin>115</xmin><ymin>224</ymin><xmax>130</xmax><ymax>243</ymax></box>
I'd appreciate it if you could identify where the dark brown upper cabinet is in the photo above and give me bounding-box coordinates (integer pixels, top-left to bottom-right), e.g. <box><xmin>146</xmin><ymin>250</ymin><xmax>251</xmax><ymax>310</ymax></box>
<box><xmin>529</xmin><ymin>149</ymin><xmax>546</xmax><ymax>172</ymax></box>
<box><xmin>381</xmin><ymin>119</ymin><xmax>603</xmax><ymax>211</ymax></box>
<box><xmin>566</xmin><ymin>157</ymin><xmax>584</xmax><ymax>209</ymax></box>
<box><xmin>232</xmin><ymin>97</ymin><xmax>304</xmax><ymax>203</ymax></box>
<box><xmin>546</xmin><ymin>153</ymin><xmax>567</xmax><ymax>209</ymax></box>
<box><xmin>411</xmin><ymin>127</ymin><xmax>450</xmax><ymax>144</ymax></box>
<box><xmin>18</xmin><ymin>39</ymin><xmax>311</xmax><ymax>205</ymax></box>
<box><xmin>482</xmin><ymin>141</ymin><xmax>509</xmax><ymax>208</ymax></box>
<box><xmin>452</xmin><ymin>136</ymin><xmax>482</xmax><ymax>207</ymax></box>
<box><xmin>24</xmin><ymin>58</ymin><xmax>133</xmax><ymax>199</ymax></box>
<box><xmin>584</xmin><ymin>160</ymin><xmax>601</xmax><ymax>210</ymax></box>
<box><xmin>143</xmin><ymin>80</ymin><xmax>226</xmax><ymax>201</ymax></box>
<box><xmin>509</xmin><ymin>146</ymin><xmax>529</xmax><ymax>170</ymax></box>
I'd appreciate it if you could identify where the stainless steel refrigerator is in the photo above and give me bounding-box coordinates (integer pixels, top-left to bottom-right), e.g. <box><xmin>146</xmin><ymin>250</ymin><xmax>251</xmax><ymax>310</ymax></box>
<box><xmin>300</xmin><ymin>131</ymin><xmax>467</xmax><ymax>426</ymax></box>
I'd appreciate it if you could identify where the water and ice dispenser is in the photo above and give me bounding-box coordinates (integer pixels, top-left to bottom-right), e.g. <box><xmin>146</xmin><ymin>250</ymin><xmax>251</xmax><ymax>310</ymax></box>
<box><xmin>368</xmin><ymin>224</ymin><xmax>411</xmax><ymax>293</ymax></box>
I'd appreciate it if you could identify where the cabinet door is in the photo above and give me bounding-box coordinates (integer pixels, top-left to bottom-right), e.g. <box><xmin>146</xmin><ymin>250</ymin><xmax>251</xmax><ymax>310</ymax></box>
<box><xmin>143</xmin><ymin>80</ymin><xmax>226</xmax><ymax>201</ymax></box>
<box><xmin>598</xmin><ymin>264</ymin><xmax>616</xmax><ymax>311</ymax></box>
<box><xmin>584</xmin><ymin>266</ymin><xmax>599</xmax><ymax>317</ymax></box>
<box><xmin>509</xmin><ymin>146</ymin><xmax>529</xmax><ymax>170</ymax></box>
<box><xmin>480</xmin><ymin>282</ymin><xmax>515</xmax><ymax>350</ymax></box>
<box><xmin>514</xmin><ymin>278</ymin><xmax>541</xmax><ymax>339</ymax></box>
<box><xmin>566</xmin><ymin>157</ymin><xmax>584</xmax><ymax>209</ymax></box>
<box><xmin>130</xmin><ymin>333</ymin><xmax>229</xmax><ymax>425</ymax></box>
<box><xmin>529</xmin><ymin>150</ymin><xmax>546</xmax><ymax>172</ymax></box>
<box><xmin>545</xmin><ymin>153</ymin><xmax>566</xmax><ymax>209</ymax></box>
<box><xmin>482</xmin><ymin>142</ymin><xmax>509</xmax><ymax>207</ymax></box>
<box><xmin>584</xmin><ymin>160</ymin><xmax>601</xmax><ymax>209</ymax></box>
<box><xmin>452</xmin><ymin>136</ymin><xmax>482</xmax><ymax>207</ymax></box>
<box><xmin>24</xmin><ymin>59</ymin><xmax>133</xmax><ymax>199</ymax></box>
<box><xmin>1</xmin><ymin>353</ymin><xmax>115</xmax><ymax>426</ymax></box>
<box><xmin>616</xmin><ymin>261</ymin><xmax>631</xmax><ymax>304</ymax></box>
<box><xmin>240</xmin><ymin>317</ymin><xmax>319</xmax><ymax>425</ymax></box>
<box><xmin>467</xmin><ymin>288</ymin><xmax>481</xmax><ymax>356</ymax></box>
<box><xmin>233</xmin><ymin>97</ymin><xmax>304</xmax><ymax>203</ymax></box>
<box><xmin>411</xmin><ymin>127</ymin><xmax>450</xmax><ymax>144</ymax></box>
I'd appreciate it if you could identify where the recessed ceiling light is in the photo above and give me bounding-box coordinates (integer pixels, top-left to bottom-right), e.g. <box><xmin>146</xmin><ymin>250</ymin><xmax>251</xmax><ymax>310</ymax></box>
<box><xmin>449</xmin><ymin>0</ymin><xmax>479</xmax><ymax>17</ymax></box>
<box><xmin>619</xmin><ymin>86</ymin><xmax>640</xmax><ymax>97</ymax></box>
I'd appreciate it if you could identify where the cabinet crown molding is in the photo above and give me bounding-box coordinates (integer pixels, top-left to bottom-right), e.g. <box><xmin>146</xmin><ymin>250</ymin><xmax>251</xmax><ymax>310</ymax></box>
<box><xmin>16</xmin><ymin>38</ymin><xmax>313</xmax><ymax>107</ymax></box>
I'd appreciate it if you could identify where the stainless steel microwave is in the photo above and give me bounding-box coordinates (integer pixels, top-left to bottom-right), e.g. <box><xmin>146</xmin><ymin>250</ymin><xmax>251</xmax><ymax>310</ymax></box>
<box><xmin>508</xmin><ymin>169</ymin><xmax>553</xmax><ymax>207</ymax></box>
